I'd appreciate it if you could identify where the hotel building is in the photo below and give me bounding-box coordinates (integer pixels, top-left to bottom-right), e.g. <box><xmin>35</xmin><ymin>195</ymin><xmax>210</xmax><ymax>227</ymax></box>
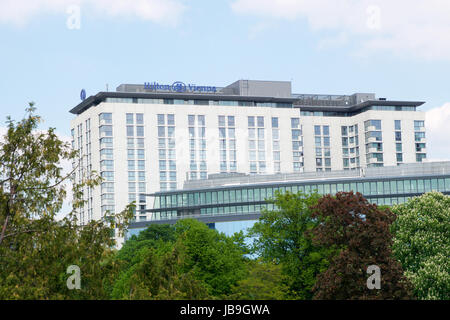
<box><xmin>69</xmin><ymin>80</ymin><xmax>427</xmax><ymax>240</ymax></box>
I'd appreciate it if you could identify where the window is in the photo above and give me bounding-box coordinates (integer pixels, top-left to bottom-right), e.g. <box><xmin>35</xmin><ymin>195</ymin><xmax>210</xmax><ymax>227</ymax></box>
<box><xmin>315</xmin><ymin>137</ymin><xmax>322</xmax><ymax>147</ymax></box>
<box><xmin>415</xmin><ymin>132</ymin><xmax>425</xmax><ymax>141</ymax></box>
<box><xmin>258</xmin><ymin>128</ymin><xmax>265</xmax><ymax>139</ymax></box>
<box><xmin>414</xmin><ymin>120</ymin><xmax>425</xmax><ymax>131</ymax></box>
<box><xmin>365</xmin><ymin>120</ymin><xmax>381</xmax><ymax>130</ymax></box>
<box><xmin>416</xmin><ymin>153</ymin><xmax>426</xmax><ymax>162</ymax></box>
<box><xmin>99</xmin><ymin>113</ymin><xmax>112</xmax><ymax>124</ymax></box>
<box><xmin>167</xmin><ymin>114</ymin><xmax>175</xmax><ymax>125</ymax></box>
<box><xmin>273</xmin><ymin>151</ymin><xmax>280</xmax><ymax>161</ymax></box>
<box><xmin>99</xmin><ymin>125</ymin><xmax>113</xmax><ymax>137</ymax></box>
<box><xmin>158</xmin><ymin>126</ymin><xmax>165</xmax><ymax>137</ymax></box>
<box><xmin>198</xmin><ymin>115</ymin><xmax>205</xmax><ymax>126</ymax></box>
<box><xmin>100</xmin><ymin>137</ymin><xmax>113</xmax><ymax>148</ymax></box>
<box><xmin>136</xmin><ymin>113</ymin><xmax>143</xmax><ymax>124</ymax></box>
<box><xmin>126</xmin><ymin>113</ymin><xmax>133</xmax><ymax>124</ymax></box>
<box><xmin>314</xmin><ymin>125</ymin><xmax>321</xmax><ymax>135</ymax></box>
<box><xmin>218</xmin><ymin>116</ymin><xmax>226</xmax><ymax>127</ymax></box>
<box><xmin>292</xmin><ymin>130</ymin><xmax>302</xmax><ymax>140</ymax></box>
<box><xmin>272</xmin><ymin>129</ymin><xmax>279</xmax><ymax>140</ymax></box>
<box><xmin>157</xmin><ymin>114</ymin><xmax>165</xmax><ymax>125</ymax></box>
<box><xmin>342</xmin><ymin>137</ymin><xmax>348</xmax><ymax>146</ymax></box>
<box><xmin>136</xmin><ymin>126</ymin><xmax>144</xmax><ymax>137</ymax></box>
<box><xmin>272</xmin><ymin>117</ymin><xmax>278</xmax><ymax>128</ymax></box>
<box><xmin>126</xmin><ymin>126</ymin><xmax>134</xmax><ymax>137</ymax></box>
<box><xmin>323</xmin><ymin>126</ymin><xmax>330</xmax><ymax>136</ymax></box>
<box><xmin>257</xmin><ymin>116</ymin><xmax>264</xmax><ymax>127</ymax></box>
<box><xmin>395</xmin><ymin>120</ymin><xmax>401</xmax><ymax>131</ymax></box>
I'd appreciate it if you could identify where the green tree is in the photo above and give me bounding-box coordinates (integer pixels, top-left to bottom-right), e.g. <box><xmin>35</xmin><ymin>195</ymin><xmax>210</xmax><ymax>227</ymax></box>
<box><xmin>115</xmin><ymin>224</ymin><xmax>177</xmax><ymax>269</ymax></box>
<box><xmin>0</xmin><ymin>105</ymin><xmax>133</xmax><ymax>299</ymax></box>
<box><xmin>228</xmin><ymin>260</ymin><xmax>289</xmax><ymax>300</ymax></box>
<box><xmin>111</xmin><ymin>244</ymin><xmax>210</xmax><ymax>300</ymax></box>
<box><xmin>112</xmin><ymin>219</ymin><xmax>248</xmax><ymax>299</ymax></box>
<box><xmin>391</xmin><ymin>192</ymin><xmax>450</xmax><ymax>300</ymax></box>
<box><xmin>311</xmin><ymin>192</ymin><xmax>413</xmax><ymax>300</ymax></box>
<box><xmin>173</xmin><ymin>219</ymin><xmax>248</xmax><ymax>297</ymax></box>
<box><xmin>248</xmin><ymin>191</ymin><xmax>332</xmax><ymax>299</ymax></box>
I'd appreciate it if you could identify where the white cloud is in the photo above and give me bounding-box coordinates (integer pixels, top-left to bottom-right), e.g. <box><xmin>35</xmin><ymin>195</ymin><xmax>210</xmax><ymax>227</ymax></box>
<box><xmin>426</xmin><ymin>103</ymin><xmax>450</xmax><ymax>161</ymax></box>
<box><xmin>231</xmin><ymin>0</ymin><xmax>450</xmax><ymax>60</ymax></box>
<box><xmin>0</xmin><ymin>0</ymin><xmax>185</xmax><ymax>27</ymax></box>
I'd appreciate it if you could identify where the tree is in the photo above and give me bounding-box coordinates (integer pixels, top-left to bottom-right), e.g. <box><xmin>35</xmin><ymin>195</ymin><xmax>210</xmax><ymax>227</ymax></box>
<box><xmin>248</xmin><ymin>191</ymin><xmax>332</xmax><ymax>299</ymax></box>
<box><xmin>228</xmin><ymin>259</ymin><xmax>289</xmax><ymax>300</ymax></box>
<box><xmin>115</xmin><ymin>224</ymin><xmax>177</xmax><ymax>270</ymax></box>
<box><xmin>311</xmin><ymin>192</ymin><xmax>413</xmax><ymax>300</ymax></box>
<box><xmin>391</xmin><ymin>192</ymin><xmax>450</xmax><ymax>300</ymax></box>
<box><xmin>0</xmin><ymin>105</ymin><xmax>133</xmax><ymax>299</ymax></box>
<box><xmin>174</xmin><ymin>219</ymin><xmax>248</xmax><ymax>297</ymax></box>
<box><xmin>111</xmin><ymin>244</ymin><xmax>210</xmax><ymax>300</ymax></box>
<box><xmin>112</xmin><ymin>219</ymin><xmax>248</xmax><ymax>299</ymax></box>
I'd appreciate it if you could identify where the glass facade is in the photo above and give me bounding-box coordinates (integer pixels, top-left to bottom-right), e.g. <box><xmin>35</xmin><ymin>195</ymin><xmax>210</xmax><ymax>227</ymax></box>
<box><xmin>145</xmin><ymin>176</ymin><xmax>450</xmax><ymax>221</ymax></box>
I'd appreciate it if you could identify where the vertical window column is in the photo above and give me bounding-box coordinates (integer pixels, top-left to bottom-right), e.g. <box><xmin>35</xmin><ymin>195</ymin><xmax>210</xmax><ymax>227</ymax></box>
<box><xmin>99</xmin><ymin>113</ymin><xmax>115</xmax><ymax>217</ymax></box>
<box><xmin>414</xmin><ymin>120</ymin><xmax>426</xmax><ymax>162</ymax></box>
<box><xmin>364</xmin><ymin>120</ymin><xmax>384</xmax><ymax>168</ymax></box>
<box><xmin>395</xmin><ymin>120</ymin><xmax>403</xmax><ymax>164</ymax></box>
<box><xmin>158</xmin><ymin>114</ymin><xmax>177</xmax><ymax>191</ymax></box>
<box><xmin>271</xmin><ymin>117</ymin><xmax>281</xmax><ymax>173</ymax></box>
<box><xmin>188</xmin><ymin>115</ymin><xmax>207</xmax><ymax>180</ymax></box>
<box><xmin>315</xmin><ymin>125</ymin><xmax>331</xmax><ymax>172</ymax></box>
<box><xmin>127</xmin><ymin>113</ymin><xmax>146</xmax><ymax>221</ymax></box>
<box><xmin>219</xmin><ymin>115</ymin><xmax>236</xmax><ymax>173</ymax></box>
<box><xmin>291</xmin><ymin>118</ymin><xmax>304</xmax><ymax>172</ymax></box>
<box><xmin>343</xmin><ymin>124</ymin><xmax>360</xmax><ymax>170</ymax></box>
<box><xmin>248</xmin><ymin>116</ymin><xmax>266</xmax><ymax>174</ymax></box>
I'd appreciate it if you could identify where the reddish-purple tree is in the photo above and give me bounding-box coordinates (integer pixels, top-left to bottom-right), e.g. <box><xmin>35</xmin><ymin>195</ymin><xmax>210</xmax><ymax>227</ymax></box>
<box><xmin>311</xmin><ymin>192</ymin><xmax>412</xmax><ymax>300</ymax></box>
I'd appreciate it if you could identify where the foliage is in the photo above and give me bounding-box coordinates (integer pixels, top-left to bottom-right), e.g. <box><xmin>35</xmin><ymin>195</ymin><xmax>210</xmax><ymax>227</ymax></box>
<box><xmin>248</xmin><ymin>191</ymin><xmax>333</xmax><ymax>299</ymax></box>
<box><xmin>391</xmin><ymin>192</ymin><xmax>450</xmax><ymax>300</ymax></box>
<box><xmin>228</xmin><ymin>259</ymin><xmax>289</xmax><ymax>300</ymax></box>
<box><xmin>0</xmin><ymin>105</ymin><xmax>133</xmax><ymax>299</ymax></box>
<box><xmin>111</xmin><ymin>244</ymin><xmax>210</xmax><ymax>300</ymax></box>
<box><xmin>112</xmin><ymin>219</ymin><xmax>248</xmax><ymax>299</ymax></box>
<box><xmin>311</xmin><ymin>192</ymin><xmax>413</xmax><ymax>300</ymax></box>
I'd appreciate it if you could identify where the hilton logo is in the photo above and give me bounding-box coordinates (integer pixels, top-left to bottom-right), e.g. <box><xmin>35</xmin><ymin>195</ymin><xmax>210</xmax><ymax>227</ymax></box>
<box><xmin>144</xmin><ymin>81</ymin><xmax>217</xmax><ymax>93</ymax></box>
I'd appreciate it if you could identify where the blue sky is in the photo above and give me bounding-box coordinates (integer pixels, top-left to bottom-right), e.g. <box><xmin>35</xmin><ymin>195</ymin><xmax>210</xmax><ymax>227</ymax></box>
<box><xmin>1</xmin><ymin>0</ymin><xmax>449</xmax><ymax>160</ymax></box>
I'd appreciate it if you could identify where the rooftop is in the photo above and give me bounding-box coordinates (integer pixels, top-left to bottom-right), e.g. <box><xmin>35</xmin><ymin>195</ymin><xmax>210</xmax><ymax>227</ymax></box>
<box><xmin>70</xmin><ymin>79</ymin><xmax>425</xmax><ymax>115</ymax></box>
<box><xmin>162</xmin><ymin>161</ymin><xmax>450</xmax><ymax>194</ymax></box>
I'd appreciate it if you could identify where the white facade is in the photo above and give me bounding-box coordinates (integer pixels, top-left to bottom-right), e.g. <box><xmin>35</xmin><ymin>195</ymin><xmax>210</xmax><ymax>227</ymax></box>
<box><xmin>69</xmin><ymin>81</ymin><xmax>426</xmax><ymax>243</ymax></box>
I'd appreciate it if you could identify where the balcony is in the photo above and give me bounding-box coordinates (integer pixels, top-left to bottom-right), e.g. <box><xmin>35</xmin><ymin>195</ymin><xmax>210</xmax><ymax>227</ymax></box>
<box><xmin>415</xmin><ymin>138</ymin><xmax>426</xmax><ymax>143</ymax></box>
<box><xmin>367</xmin><ymin>157</ymin><xmax>383</xmax><ymax>164</ymax></box>
<box><xmin>365</xmin><ymin>125</ymin><xmax>378</xmax><ymax>132</ymax></box>
<box><xmin>367</xmin><ymin>147</ymin><xmax>383</xmax><ymax>153</ymax></box>
<box><xmin>101</xmin><ymin>199</ymin><xmax>115</xmax><ymax>206</ymax></box>
<box><xmin>100</xmin><ymin>153</ymin><xmax>113</xmax><ymax>161</ymax></box>
<box><xmin>416</xmin><ymin>148</ymin><xmax>427</xmax><ymax>153</ymax></box>
<box><xmin>366</xmin><ymin>137</ymin><xmax>382</xmax><ymax>144</ymax></box>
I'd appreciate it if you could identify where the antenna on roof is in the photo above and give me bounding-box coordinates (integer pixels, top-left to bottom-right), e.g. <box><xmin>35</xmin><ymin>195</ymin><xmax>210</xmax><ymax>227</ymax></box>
<box><xmin>106</xmin><ymin>84</ymin><xmax>109</xmax><ymax>92</ymax></box>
